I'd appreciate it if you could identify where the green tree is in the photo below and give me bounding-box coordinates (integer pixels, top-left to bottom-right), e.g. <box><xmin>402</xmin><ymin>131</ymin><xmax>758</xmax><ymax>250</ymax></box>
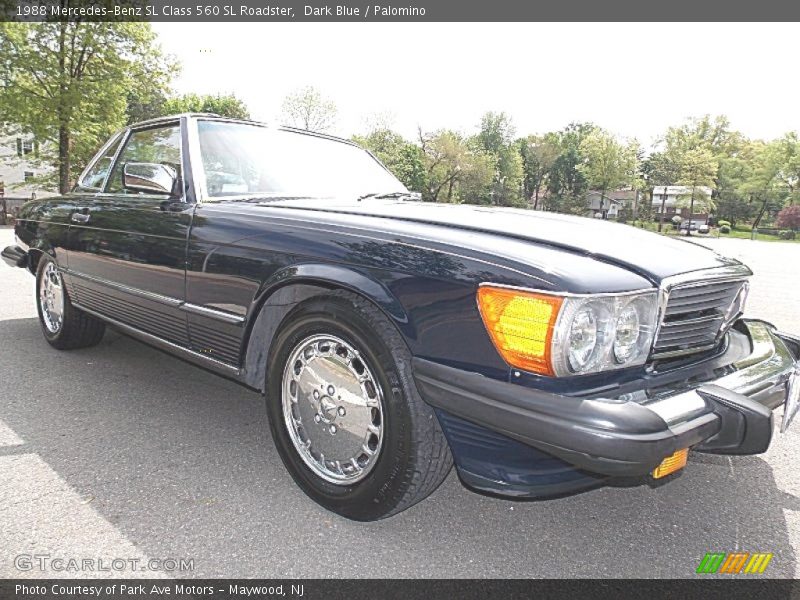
<box><xmin>545</xmin><ymin>122</ymin><xmax>596</xmax><ymax>213</ymax></box>
<box><xmin>418</xmin><ymin>129</ymin><xmax>493</xmax><ymax>204</ymax></box>
<box><xmin>777</xmin><ymin>132</ymin><xmax>800</xmax><ymax>204</ymax></box>
<box><xmin>641</xmin><ymin>151</ymin><xmax>680</xmax><ymax>230</ymax></box>
<box><xmin>742</xmin><ymin>141</ymin><xmax>786</xmax><ymax>230</ymax></box>
<box><xmin>489</xmin><ymin>145</ymin><xmax>524</xmax><ymax>206</ymax></box>
<box><xmin>280</xmin><ymin>86</ymin><xmax>337</xmax><ymax>132</ymax></box>
<box><xmin>675</xmin><ymin>147</ymin><xmax>718</xmax><ymax>235</ymax></box>
<box><xmin>418</xmin><ymin>129</ymin><xmax>465</xmax><ymax>202</ymax></box>
<box><xmin>352</xmin><ymin>128</ymin><xmax>426</xmax><ymax>192</ymax></box>
<box><xmin>0</xmin><ymin>20</ymin><xmax>176</xmax><ymax>193</ymax></box>
<box><xmin>517</xmin><ymin>134</ymin><xmax>559</xmax><ymax>209</ymax></box>
<box><xmin>162</xmin><ymin>92</ymin><xmax>250</xmax><ymax>119</ymax></box>
<box><xmin>578</xmin><ymin>129</ymin><xmax>638</xmax><ymax>219</ymax></box>
<box><xmin>477</xmin><ymin>111</ymin><xmax>515</xmax><ymax>156</ymax></box>
<box><xmin>664</xmin><ymin>115</ymin><xmax>745</xmax><ymax>218</ymax></box>
<box><xmin>714</xmin><ymin>142</ymin><xmax>759</xmax><ymax>227</ymax></box>
<box><xmin>475</xmin><ymin>112</ymin><xmax>523</xmax><ymax>206</ymax></box>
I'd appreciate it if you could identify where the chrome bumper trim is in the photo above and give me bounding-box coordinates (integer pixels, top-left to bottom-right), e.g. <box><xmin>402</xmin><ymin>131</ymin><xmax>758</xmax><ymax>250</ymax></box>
<box><xmin>644</xmin><ymin>320</ymin><xmax>796</xmax><ymax>426</ymax></box>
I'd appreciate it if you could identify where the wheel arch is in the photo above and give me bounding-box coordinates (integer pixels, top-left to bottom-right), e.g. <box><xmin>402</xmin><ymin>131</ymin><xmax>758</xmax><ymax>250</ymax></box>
<box><xmin>240</xmin><ymin>263</ymin><xmax>412</xmax><ymax>391</ymax></box>
<box><xmin>25</xmin><ymin>233</ymin><xmax>62</xmax><ymax>275</ymax></box>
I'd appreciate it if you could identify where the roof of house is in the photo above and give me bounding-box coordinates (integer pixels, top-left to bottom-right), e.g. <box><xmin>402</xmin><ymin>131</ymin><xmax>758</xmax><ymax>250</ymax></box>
<box><xmin>587</xmin><ymin>189</ymin><xmax>636</xmax><ymax>204</ymax></box>
<box><xmin>652</xmin><ymin>185</ymin><xmax>712</xmax><ymax>196</ymax></box>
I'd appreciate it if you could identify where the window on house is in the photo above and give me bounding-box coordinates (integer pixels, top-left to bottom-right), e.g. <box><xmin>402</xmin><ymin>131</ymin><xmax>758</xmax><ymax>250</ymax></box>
<box><xmin>23</xmin><ymin>171</ymin><xmax>34</xmax><ymax>182</ymax></box>
<box><xmin>16</xmin><ymin>138</ymin><xmax>34</xmax><ymax>157</ymax></box>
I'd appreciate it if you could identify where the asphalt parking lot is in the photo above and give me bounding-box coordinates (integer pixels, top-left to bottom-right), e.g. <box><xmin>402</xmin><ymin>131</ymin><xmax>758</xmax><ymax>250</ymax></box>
<box><xmin>0</xmin><ymin>227</ymin><xmax>798</xmax><ymax>579</ymax></box>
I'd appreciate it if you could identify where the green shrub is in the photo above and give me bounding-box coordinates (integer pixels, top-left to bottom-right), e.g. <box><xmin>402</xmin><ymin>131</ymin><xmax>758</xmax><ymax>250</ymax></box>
<box><xmin>719</xmin><ymin>225</ymin><xmax>731</xmax><ymax>234</ymax></box>
<box><xmin>779</xmin><ymin>230</ymin><xmax>797</xmax><ymax>240</ymax></box>
<box><xmin>718</xmin><ymin>220</ymin><xmax>731</xmax><ymax>228</ymax></box>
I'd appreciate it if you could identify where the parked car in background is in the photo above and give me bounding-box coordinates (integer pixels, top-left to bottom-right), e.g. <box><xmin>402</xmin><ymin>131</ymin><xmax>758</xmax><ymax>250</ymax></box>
<box><xmin>698</xmin><ymin>223</ymin><xmax>710</xmax><ymax>234</ymax></box>
<box><xmin>3</xmin><ymin>114</ymin><xmax>800</xmax><ymax>520</ymax></box>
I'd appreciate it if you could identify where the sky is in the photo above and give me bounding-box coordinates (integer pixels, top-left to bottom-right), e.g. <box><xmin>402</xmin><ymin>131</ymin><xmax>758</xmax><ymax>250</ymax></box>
<box><xmin>152</xmin><ymin>22</ymin><xmax>799</xmax><ymax>149</ymax></box>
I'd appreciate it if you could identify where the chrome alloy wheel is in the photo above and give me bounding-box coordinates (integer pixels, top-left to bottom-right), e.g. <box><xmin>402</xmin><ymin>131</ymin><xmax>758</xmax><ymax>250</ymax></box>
<box><xmin>39</xmin><ymin>262</ymin><xmax>65</xmax><ymax>334</ymax></box>
<box><xmin>281</xmin><ymin>334</ymin><xmax>384</xmax><ymax>484</ymax></box>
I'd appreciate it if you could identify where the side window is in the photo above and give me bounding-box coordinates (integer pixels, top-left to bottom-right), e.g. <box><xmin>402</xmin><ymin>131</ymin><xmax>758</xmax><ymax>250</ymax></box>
<box><xmin>79</xmin><ymin>134</ymin><xmax>123</xmax><ymax>191</ymax></box>
<box><xmin>106</xmin><ymin>124</ymin><xmax>182</xmax><ymax>195</ymax></box>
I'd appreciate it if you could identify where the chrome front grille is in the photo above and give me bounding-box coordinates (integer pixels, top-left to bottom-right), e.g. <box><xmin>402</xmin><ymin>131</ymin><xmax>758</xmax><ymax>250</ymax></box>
<box><xmin>653</xmin><ymin>278</ymin><xmax>748</xmax><ymax>358</ymax></box>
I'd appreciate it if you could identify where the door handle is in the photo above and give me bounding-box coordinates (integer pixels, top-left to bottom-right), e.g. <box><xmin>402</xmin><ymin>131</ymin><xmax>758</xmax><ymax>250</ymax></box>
<box><xmin>71</xmin><ymin>211</ymin><xmax>91</xmax><ymax>224</ymax></box>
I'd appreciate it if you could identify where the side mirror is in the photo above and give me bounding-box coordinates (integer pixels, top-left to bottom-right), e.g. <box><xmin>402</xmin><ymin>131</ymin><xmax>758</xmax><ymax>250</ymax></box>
<box><xmin>123</xmin><ymin>163</ymin><xmax>178</xmax><ymax>195</ymax></box>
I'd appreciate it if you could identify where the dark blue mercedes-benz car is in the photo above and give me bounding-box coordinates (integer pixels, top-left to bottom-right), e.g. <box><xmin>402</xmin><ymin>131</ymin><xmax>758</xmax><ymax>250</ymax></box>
<box><xmin>4</xmin><ymin>114</ymin><xmax>799</xmax><ymax>520</ymax></box>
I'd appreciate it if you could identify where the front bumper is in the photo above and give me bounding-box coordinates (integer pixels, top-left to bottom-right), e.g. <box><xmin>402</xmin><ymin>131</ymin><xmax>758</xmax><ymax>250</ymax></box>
<box><xmin>414</xmin><ymin>319</ymin><xmax>799</xmax><ymax>484</ymax></box>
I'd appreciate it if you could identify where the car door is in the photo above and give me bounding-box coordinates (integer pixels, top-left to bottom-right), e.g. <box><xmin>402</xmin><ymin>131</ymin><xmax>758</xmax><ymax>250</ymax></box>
<box><xmin>64</xmin><ymin>120</ymin><xmax>194</xmax><ymax>347</ymax></box>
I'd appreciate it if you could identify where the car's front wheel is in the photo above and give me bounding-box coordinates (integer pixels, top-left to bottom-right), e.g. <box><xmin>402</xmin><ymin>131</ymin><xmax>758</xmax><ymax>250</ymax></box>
<box><xmin>35</xmin><ymin>256</ymin><xmax>105</xmax><ymax>350</ymax></box>
<box><xmin>266</xmin><ymin>291</ymin><xmax>453</xmax><ymax>521</ymax></box>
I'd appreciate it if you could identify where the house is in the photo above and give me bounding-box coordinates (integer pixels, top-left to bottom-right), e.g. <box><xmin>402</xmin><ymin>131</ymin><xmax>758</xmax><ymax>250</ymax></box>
<box><xmin>0</xmin><ymin>134</ymin><xmax>56</xmax><ymax>217</ymax></box>
<box><xmin>586</xmin><ymin>189</ymin><xmax>637</xmax><ymax>219</ymax></box>
<box><xmin>651</xmin><ymin>185</ymin><xmax>712</xmax><ymax>226</ymax></box>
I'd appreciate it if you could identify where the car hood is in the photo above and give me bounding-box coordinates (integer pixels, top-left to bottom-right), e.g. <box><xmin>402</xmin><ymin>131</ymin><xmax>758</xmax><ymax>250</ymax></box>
<box><xmin>256</xmin><ymin>199</ymin><xmax>743</xmax><ymax>283</ymax></box>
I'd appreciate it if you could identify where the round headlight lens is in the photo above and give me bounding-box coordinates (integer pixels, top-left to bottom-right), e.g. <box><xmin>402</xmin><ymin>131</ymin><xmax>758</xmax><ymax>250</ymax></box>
<box><xmin>568</xmin><ymin>307</ymin><xmax>598</xmax><ymax>371</ymax></box>
<box><xmin>614</xmin><ymin>304</ymin><xmax>641</xmax><ymax>363</ymax></box>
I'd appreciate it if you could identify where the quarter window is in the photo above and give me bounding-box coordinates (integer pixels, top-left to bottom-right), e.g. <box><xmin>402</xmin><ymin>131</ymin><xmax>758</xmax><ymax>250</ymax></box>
<box><xmin>106</xmin><ymin>124</ymin><xmax>182</xmax><ymax>195</ymax></box>
<box><xmin>79</xmin><ymin>134</ymin><xmax>123</xmax><ymax>191</ymax></box>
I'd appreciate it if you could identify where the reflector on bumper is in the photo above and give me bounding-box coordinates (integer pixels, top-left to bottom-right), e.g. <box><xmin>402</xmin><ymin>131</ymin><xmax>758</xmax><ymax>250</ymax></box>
<box><xmin>652</xmin><ymin>448</ymin><xmax>688</xmax><ymax>479</ymax></box>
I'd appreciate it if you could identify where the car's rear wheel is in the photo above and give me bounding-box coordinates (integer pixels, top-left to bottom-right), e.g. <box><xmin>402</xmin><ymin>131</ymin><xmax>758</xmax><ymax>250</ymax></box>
<box><xmin>265</xmin><ymin>290</ymin><xmax>453</xmax><ymax>521</ymax></box>
<box><xmin>35</xmin><ymin>256</ymin><xmax>105</xmax><ymax>350</ymax></box>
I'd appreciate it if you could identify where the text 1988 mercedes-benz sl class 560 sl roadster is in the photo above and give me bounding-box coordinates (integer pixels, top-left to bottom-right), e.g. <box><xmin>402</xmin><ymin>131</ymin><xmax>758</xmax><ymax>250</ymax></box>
<box><xmin>4</xmin><ymin>114</ymin><xmax>800</xmax><ymax>520</ymax></box>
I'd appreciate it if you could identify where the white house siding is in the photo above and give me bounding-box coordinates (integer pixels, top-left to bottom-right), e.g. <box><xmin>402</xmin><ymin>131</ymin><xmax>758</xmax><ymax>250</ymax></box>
<box><xmin>0</xmin><ymin>135</ymin><xmax>57</xmax><ymax>203</ymax></box>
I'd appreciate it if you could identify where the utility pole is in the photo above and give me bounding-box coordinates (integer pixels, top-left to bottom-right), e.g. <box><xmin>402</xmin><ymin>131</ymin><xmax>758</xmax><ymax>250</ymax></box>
<box><xmin>658</xmin><ymin>186</ymin><xmax>668</xmax><ymax>232</ymax></box>
<box><xmin>0</xmin><ymin>182</ymin><xmax>5</xmax><ymax>226</ymax></box>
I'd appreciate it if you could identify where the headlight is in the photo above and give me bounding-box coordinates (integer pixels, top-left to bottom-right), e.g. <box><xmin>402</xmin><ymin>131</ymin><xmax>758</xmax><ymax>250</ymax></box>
<box><xmin>553</xmin><ymin>293</ymin><xmax>658</xmax><ymax>376</ymax></box>
<box><xmin>568</xmin><ymin>307</ymin><xmax>598</xmax><ymax>370</ymax></box>
<box><xmin>478</xmin><ymin>285</ymin><xmax>658</xmax><ymax>377</ymax></box>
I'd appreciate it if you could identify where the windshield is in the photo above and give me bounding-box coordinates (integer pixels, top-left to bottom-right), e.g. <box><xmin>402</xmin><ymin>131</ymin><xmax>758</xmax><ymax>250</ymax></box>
<box><xmin>197</xmin><ymin>120</ymin><xmax>407</xmax><ymax>199</ymax></box>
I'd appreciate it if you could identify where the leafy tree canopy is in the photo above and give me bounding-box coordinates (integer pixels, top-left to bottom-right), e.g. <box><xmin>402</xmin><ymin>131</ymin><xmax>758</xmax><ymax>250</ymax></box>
<box><xmin>0</xmin><ymin>19</ymin><xmax>177</xmax><ymax>192</ymax></box>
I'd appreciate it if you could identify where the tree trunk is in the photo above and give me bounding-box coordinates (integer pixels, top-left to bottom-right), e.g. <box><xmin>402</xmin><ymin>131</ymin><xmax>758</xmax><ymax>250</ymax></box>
<box><xmin>57</xmin><ymin>19</ymin><xmax>70</xmax><ymax>194</ymax></box>
<box><xmin>753</xmin><ymin>191</ymin><xmax>769</xmax><ymax>230</ymax></box>
<box><xmin>533</xmin><ymin>186</ymin><xmax>539</xmax><ymax>210</ymax></box>
<box><xmin>601</xmin><ymin>186</ymin><xmax>608</xmax><ymax>220</ymax></box>
<box><xmin>658</xmin><ymin>189</ymin><xmax>666</xmax><ymax>232</ymax></box>
<box><xmin>58</xmin><ymin>125</ymin><xmax>70</xmax><ymax>194</ymax></box>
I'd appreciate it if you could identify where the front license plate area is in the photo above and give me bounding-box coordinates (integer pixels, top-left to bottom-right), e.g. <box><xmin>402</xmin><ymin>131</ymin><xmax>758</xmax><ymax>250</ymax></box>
<box><xmin>781</xmin><ymin>365</ymin><xmax>800</xmax><ymax>433</ymax></box>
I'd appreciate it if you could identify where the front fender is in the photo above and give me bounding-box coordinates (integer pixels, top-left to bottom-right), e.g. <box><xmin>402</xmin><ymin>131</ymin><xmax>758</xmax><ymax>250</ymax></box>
<box><xmin>254</xmin><ymin>262</ymin><xmax>410</xmax><ymax>329</ymax></box>
<box><xmin>240</xmin><ymin>263</ymin><xmax>411</xmax><ymax>391</ymax></box>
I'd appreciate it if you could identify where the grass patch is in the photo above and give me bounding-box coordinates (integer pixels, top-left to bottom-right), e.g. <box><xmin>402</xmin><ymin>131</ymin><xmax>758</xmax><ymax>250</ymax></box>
<box><xmin>623</xmin><ymin>222</ymin><xmax>800</xmax><ymax>243</ymax></box>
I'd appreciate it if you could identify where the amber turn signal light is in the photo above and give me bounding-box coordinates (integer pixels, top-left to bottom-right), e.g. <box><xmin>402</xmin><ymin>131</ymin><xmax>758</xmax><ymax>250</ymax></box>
<box><xmin>652</xmin><ymin>448</ymin><xmax>689</xmax><ymax>479</ymax></box>
<box><xmin>476</xmin><ymin>286</ymin><xmax>563</xmax><ymax>376</ymax></box>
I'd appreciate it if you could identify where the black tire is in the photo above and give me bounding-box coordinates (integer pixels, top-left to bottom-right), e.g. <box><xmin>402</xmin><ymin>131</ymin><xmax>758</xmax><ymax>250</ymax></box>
<box><xmin>35</xmin><ymin>256</ymin><xmax>105</xmax><ymax>350</ymax></box>
<box><xmin>266</xmin><ymin>290</ymin><xmax>453</xmax><ymax>521</ymax></box>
